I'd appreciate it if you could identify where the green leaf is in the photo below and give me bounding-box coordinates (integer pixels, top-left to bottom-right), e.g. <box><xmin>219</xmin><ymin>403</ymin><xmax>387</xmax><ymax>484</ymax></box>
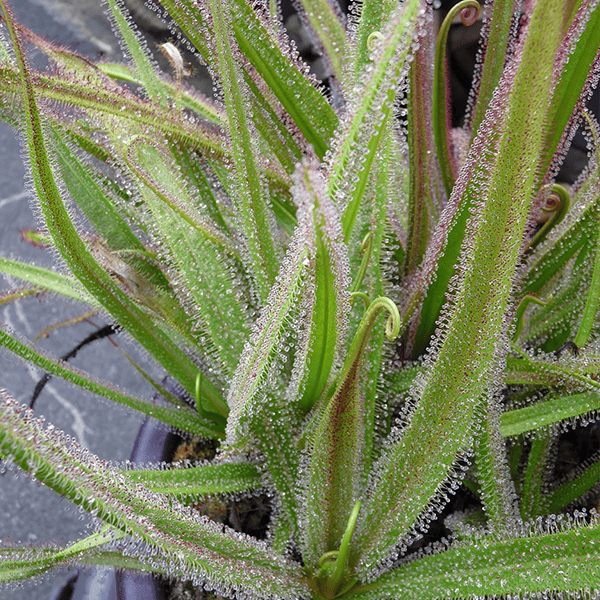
<box><xmin>0</xmin><ymin>323</ymin><xmax>221</xmax><ymax>437</ymax></box>
<box><xmin>521</xmin><ymin>431</ymin><xmax>552</xmax><ymax>520</ymax></box>
<box><xmin>224</xmin><ymin>174</ymin><xmax>315</xmax><ymax>443</ymax></box>
<box><xmin>205</xmin><ymin>0</ymin><xmax>280</xmax><ymax>302</ymax></box>
<box><xmin>0</xmin><ymin>257</ymin><xmax>94</xmax><ymax>304</ymax></box>
<box><xmin>348</xmin><ymin>517</ymin><xmax>600</xmax><ymax>599</ymax></box>
<box><xmin>0</xmin><ymin>5</ymin><xmax>222</xmax><ymax>413</ymax></box>
<box><xmin>104</xmin><ymin>0</ymin><xmax>167</xmax><ymax>105</ymax></box>
<box><xmin>125</xmin><ymin>137</ymin><xmax>250</xmax><ymax>383</ymax></box>
<box><xmin>127</xmin><ymin>462</ymin><xmax>263</xmax><ymax>498</ymax></box>
<box><xmin>473</xmin><ymin>398</ymin><xmax>521</xmax><ymax>529</ymax></box>
<box><xmin>347</xmin><ymin>0</ymin><xmax>398</xmax><ymax>83</ymax></box>
<box><xmin>547</xmin><ymin>455</ymin><xmax>600</xmax><ymax>513</ymax></box>
<box><xmin>293</xmin><ymin>0</ymin><xmax>346</xmax><ymax>83</ymax></box>
<box><xmin>0</xmin><ymin>62</ymin><xmax>228</xmax><ymax>158</ymax></box>
<box><xmin>330</xmin><ymin>0</ymin><xmax>424</xmax><ymax>242</ymax></box>
<box><xmin>353</xmin><ymin>0</ymin><xmax>571</xmax><ymax>573</ymax></box>
<box><xmin>541</xmin><ymin>1</ymin><xmax>600</xmax><ymax>174</ymax></box>
<box><xmin>574</xmin><ymin>119</ymin><xmax>600</xmax><ymax>349</ymax></box>
<box><xmin>468</xmin><ymin>0</ymin><xmax>515</xmax><ymax>140</ymax></box>
<box><xmin>404</xmin><ymin>23</ymin><xmax>443</xmax><ymax>276</ymax></box>
<box><xmin>432</xmin><ymin>1</ymin><xmax>481</xmax><ymax>197</ymax></box>
<box><xmin>0</xmin><ymin>392</ymin><xmax>310</xmax><ymax>599</ymax></box>
<box><xmin>0</xmin><ymin>526</ymin><xmax>126</xmax><ymax>583</ymax></box>
<box><xmin>302</xmin><ymin>298</ymin><xmax>400</xmax><ymax>572</ymax></box>
<box><xmin>298</xmin><ymin>158</ymin><xmax>351</xmax><ymax>413</ymax></box>
<box><xmin>98</xmin><ymin>61</ymin><xmax>225</xmax><ymax>125</ymax></box>
<box><xmin>158</xmin><ymin>0</ymin><xmax>338</xmax><ymax>159</ymax></box>
<box><xmin>501</xmin><ymin>391</ymin><xmax>600</xmax><ymax>438</ymax></box>
<box><xmin>411</xmin><ymin>0</ymin><xmax>600</xmax><ymax>358</ymax></box>
<box><xmin>246</xmin><ymin>391</ymin><xmax>303</xmax><ymax>552</ymax></box>
<box><xmin>0</xmin><ymin>546</ymin><xmax>163</xmax><ymax>583</ymax></box>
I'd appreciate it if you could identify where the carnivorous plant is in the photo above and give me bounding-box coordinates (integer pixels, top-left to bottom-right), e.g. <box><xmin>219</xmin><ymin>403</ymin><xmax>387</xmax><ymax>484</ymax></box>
<box><xmin>1</xmin><ymin>0</ymin><xmax>600</xmax><ymax>597</ymax></box>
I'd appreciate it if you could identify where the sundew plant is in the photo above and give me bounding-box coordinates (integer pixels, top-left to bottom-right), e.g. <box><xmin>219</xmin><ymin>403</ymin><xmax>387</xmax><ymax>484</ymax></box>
<box><xmin>0</xmin><ymin>0</ymin><xmax>600</xmax><ymax>597</ymax></box>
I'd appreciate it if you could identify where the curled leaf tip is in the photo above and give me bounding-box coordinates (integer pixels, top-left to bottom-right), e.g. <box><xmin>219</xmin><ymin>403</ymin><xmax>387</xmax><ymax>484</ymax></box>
<box><xmin>367</xmin><ymin>297</ymin><xmax>402</xmax><ymax>341</ymax></box>
<box><xmin>366</xmin><ymin>31</ymin><xmax>384</xmax><ymax>53</ymax></box>
<box><xmin>332</xmin><ymin>297</ymin><xmax>401</xmax><ymax>415</ymax></box>
<box><xmin>460</xmin><ymin>1</ymin><xmax>481</xmax><ymax>26</ymax></box>
<box><xmin>529</xmin><ymin>184</ymin><xmax>570</xmax><ymax>250</ymax></box>
<box><xmin>360</xmin><ymin>231</ymin><xmax>373</xmax><ymax>254</ymax></box>
<box><xmin>514</xmin><ymin>294</ymin><xmax>551</xmax><ymax>340</ymax></box>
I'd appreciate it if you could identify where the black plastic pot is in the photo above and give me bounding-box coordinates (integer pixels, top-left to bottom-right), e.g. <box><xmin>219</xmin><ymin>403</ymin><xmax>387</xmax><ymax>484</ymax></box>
<box><xmin>50</xmin><ymin>410</ymin><xmax>182</xmax><ymax>600</ymax></box>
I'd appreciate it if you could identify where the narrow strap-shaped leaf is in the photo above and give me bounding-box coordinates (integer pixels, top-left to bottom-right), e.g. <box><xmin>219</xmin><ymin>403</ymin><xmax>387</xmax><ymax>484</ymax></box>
<box><xmin>51</xmin><ymin>129</ymin><xmax>194</xmax><ymax>331</ymax></box>
<box><xmin>250</xmin><ymin>392</ymin><xmax>303</xmax><ymax>551</ymax></box>
<box><xmin>0</xmin><ymin>257</ymin><xmax>95</xmax><ymax>305</ymax></box>
<box><xmin>474</xmin><ymin>397</ymin><xmax>521</xmax><ymax>529</ymax></box>
<box><xmin>521</xmin><ymin>430</ymin><xmax>553</xmax><ymax>520</ymax></box>
<box><xmin>0</xmin><ymin>323</ymin><xmax>221</xmax><ymax>437</ymax></box>
<box><xmin>302</xmin><ymin>298</ymin><xmax>400</xmax><ymax>572</ymax></box>
<box><xmin>0</xmin><ymin>3</ymin><xmax>219</xmax><ymax>409</ymax></box>
<box><xmin>0</xmin><ymin>393</ymin><xmax>310</xmax><ymax>599</ymax></box>
<box><xmin>541</xmin><ymin>1</ymin><xmax>600</xmax><ymax>175</ymax></box>
<box><xmin>105</xmin><ymin>0</ymin><xmax>166</xmax><ymax>105</ymax></box>
<box><xmin>225</xmin><ymin>175</ymin><xmax>316</xmax><ymax>443</ymax></box>
<box><xmin>169</xmin><ymin>144</ymin><xmax>233</xmax><ymax>233</ymax></box>
<box><xmin>360</xmin><ymin>134</ymin><xmax>395</xmax><ymax>461</ymax></box>
<box><xmin>329</xmin><ymin>0</ymin><xmax>425</xmax><ymax>242</ymax></box>
<box><xmin>298</xmin><ymin>158</ymin><xmax>351</xmax><ymax>413</ymax></box>
<box><xmin>0</xmin><ymin>525</ymin><xmax>127</xmax><ymax>583</ymax></box>
<box><xmin>404</xmin><ymin>19</ymin><xmax>444</xmax><ymax>276</ymax></box>
<box><xmin>468</xmin><ymin>0</ymin><xmax>517</xmax><ymax>140</ymax></box>
<box><xmin>353</xmin><ymin>0</ymin><xmax>570</xmax><ymax>574</ymax></box>
<box><xmin>293</xmin><ymin>0</ymin><xmax>346</xmax><ymax>83</ymax></box>
<box><xmin>229</xmin><ymin>0</ymin><xmax>337</xmax><ymax>159</ymax></box>
<box><xmin>547</xmin><ymin>454</ymin><xmax>600</xmax><ymax>513</ymax></box>
<box><xmin>522</xmin><ymin>188</ymin><xmax>600</xmax><ymax>297</ymax></box>
<box><xmin>52</xmin><ymin>129</ymin><xmax>147</xmax><ymax>254</ymax></box>
<box><xmin>205</xmin><ymin>0</ymin><xmax>279</xmax><ymax>302</ymax></box>
<box><xmin>574</xmin><ymin>116</ymin><xmax>600</xmax><ymax>348</ymax></box>
<box><xmin>0</xmin><ymin>287</ymin><xmax>39</xmax><ymax>306</ymax></box>
<box><xmin>0</xmin><ymin>548</ymin><xmax>157</xmax><ymax>584</ymax></box>
<box><xmin>505</xmin><ymin>344</ymin><xmax>600</xmax><ymax>390</ymax></box>
<box><xmin>525</xmin><ymin>246</ymin><xmax>595</xmax><ymax>352</ymax></box>
<box><xmin>347</xmin><ymin>517</ymin><xmax>600</xmax><ymax>600</ymax></box>
<box><xmin>347</xmin><ymin>0</ymin><xmax>398</xmax><ymax>83</ymax></box>
<box><xmin>97</xmin><ymin>62</ymin><xmax>226</xmax><ymax>126</ymax></box>
<box><xmin>501</xmin><ymin>391</ymin><xmax>600</xmax><ymax>437</ymax></box>
<box><xmin>0</xmin><ymin>63</ymin><xmax>228</xmax><ymax>158</ymax></box>
<box><xmin>53</xmin><ymin>132</ymin><xmax>202</xmax><ymax>347</ymax></box>
<box><xmin>242</xmin><ymin>68</ymin><xmax>303</xmax><ymax>176</ymax></box>
<box><xmin>127</xmin><ymin>462</ymin><xmax>263</xmax><ymax>497</ymax></box>
<box><xmin>125</xmin><ymin>138</ymin><xmax>250</xmax><ymax>384</ymax></box>
<box><xmin>125</xmin><ymin>137</ymin><xmax>240</xmax><ymax>257</ymax></box>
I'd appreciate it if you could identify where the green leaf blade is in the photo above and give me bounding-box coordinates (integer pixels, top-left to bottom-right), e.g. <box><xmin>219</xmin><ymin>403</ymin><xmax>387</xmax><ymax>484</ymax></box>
<box><xmin>0</xmin><ymin>393</ymin><xmax>310</xmax><ymax>599</ymax></box>
<box><xmin>354</xmin><ymin>0</ymin><xmax>572</xmax><ymax>574</ymax></box>
<box><xmin>348</xmin><ymin>518</ymin><xmax>600</xmax><ymax>600</ymax></box>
